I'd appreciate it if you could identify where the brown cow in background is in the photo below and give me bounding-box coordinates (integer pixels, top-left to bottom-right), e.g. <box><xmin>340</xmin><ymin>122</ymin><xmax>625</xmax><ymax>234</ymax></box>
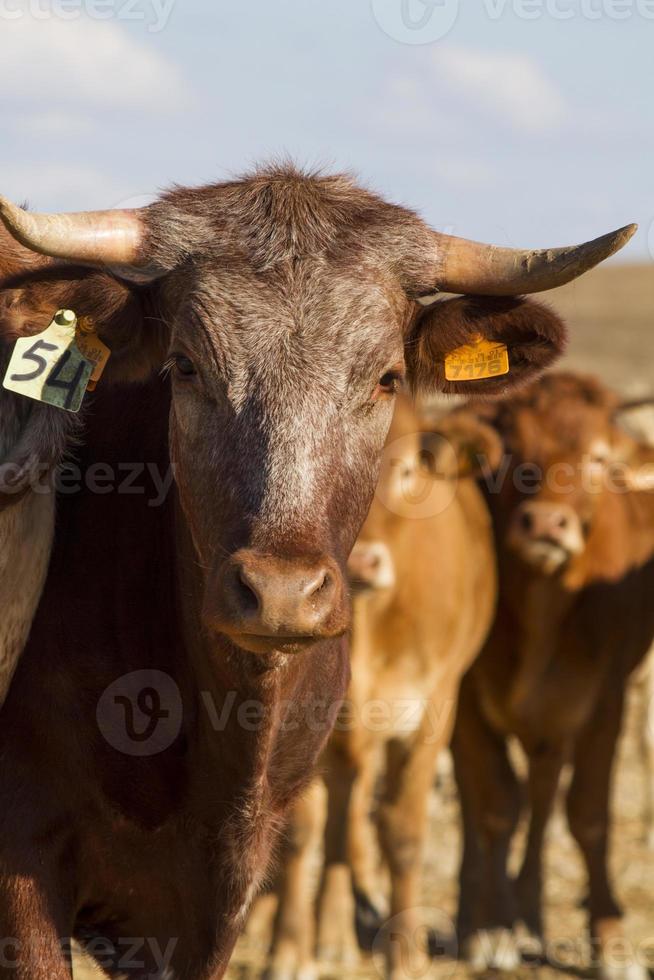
<box><xmin>452</xmin><ymin>373</ymin><xmax>654</xmax><ymax>979</ymax></box>
<box><xmin>262</xmin><ymin>397</ymin><xmax>498</xmax><ymax>980</ymax></box>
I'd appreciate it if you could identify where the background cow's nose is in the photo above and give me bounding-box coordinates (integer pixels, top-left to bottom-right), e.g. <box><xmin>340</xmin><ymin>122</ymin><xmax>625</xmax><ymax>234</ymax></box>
<box><xmin>347</xmin><ymin>541</ymin><xmax>396</xmax><ymax>591</ymax></box>
<box><xmin>511</xmin><ymin>501</ymin><xmax>584</xmax><ymax>556</ymax></box>
<box><xmin>207</xmin><ymin>550</ymin><xmax>349</xmax><ymax>649</ymax></box>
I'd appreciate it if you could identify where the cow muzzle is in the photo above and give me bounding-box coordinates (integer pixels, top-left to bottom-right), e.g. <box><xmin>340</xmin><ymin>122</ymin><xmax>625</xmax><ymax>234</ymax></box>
<box><xmin>347</xmin><ymin>541</ymin><xmax>396</xmax><ymax>593</ymax></box>
<box><xmin>508</xmin><ymin>501</ymin><xmax>585</xmax><ymax>573</ymax></box>
<box><xmin>204</xmin><ymin>550</ymin><xmax>349</xmax><ymax>654</ymax></box>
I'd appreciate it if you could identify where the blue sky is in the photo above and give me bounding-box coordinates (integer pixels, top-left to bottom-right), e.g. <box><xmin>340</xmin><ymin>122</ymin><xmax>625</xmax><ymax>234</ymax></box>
<box><xmin>1</xmin><ymin>0</ymin><xmax>652</xmax><ymax>258</ymax></box>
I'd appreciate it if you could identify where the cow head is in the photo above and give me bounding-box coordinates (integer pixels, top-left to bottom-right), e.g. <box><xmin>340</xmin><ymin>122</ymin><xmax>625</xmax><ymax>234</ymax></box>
<box><xmin>467</xmin><ymin>373</ymin><xmax>654</xmax><ymax>581</ymax></box>
<box><xmin>0</xmin><ymin>167</ymin><xmax>636</xmax><ymax>653</ymax></box>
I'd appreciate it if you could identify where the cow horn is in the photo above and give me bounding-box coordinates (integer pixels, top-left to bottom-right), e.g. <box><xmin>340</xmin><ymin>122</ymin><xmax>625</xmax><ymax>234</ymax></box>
<box><xmin>424</xmin><ymin>224</ymin><xmax>637</xmax><ymax>297</ymax></box>
<box><xmin>0</xmin><ymin>196</ymin><xmax>147</xmax><ymax>269</ymax></box>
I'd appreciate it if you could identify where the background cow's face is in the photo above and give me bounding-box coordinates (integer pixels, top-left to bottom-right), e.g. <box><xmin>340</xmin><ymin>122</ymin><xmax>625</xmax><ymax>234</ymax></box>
<box><xmin>486</xmin><ymin>373</ymin><xmax>642</xmax><ymax>575</ymax></box>
<box><xmin>1</xmin><ymin>166</ymin><xmax>631</xmax><ymax>655</ymax></box>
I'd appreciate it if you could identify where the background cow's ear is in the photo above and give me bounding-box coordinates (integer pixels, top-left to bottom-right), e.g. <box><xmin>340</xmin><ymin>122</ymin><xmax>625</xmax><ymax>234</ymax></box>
<box><xmin>406</xmin><ymin>296</ymin><xmax>567</xmax><ymax>397</ymax></box>
<box><xmin>0</xmin><ymin>252</ymin><xmax>166</xmax><ymax>385</ymax></box>
<box><xmin>420</xmin><ymin>409</ymin><xmax>504</xmax><ymax>479</ymax></box>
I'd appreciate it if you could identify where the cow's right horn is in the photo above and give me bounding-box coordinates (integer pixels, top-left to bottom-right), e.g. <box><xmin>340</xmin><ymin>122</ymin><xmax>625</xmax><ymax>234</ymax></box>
<box><xmin>0</xmin><ymin>196</ymin><xmax>150</xmax><ymax>271</ymax></box>
<box><xmin>423</xmin><ymin>224</ymin><xmax>638</xmax><ymax>297</ymax></box>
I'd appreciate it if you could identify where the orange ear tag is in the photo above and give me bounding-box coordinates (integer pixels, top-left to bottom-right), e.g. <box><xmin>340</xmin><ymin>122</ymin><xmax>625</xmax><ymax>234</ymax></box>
<box><xmin>75</xmin><ymin>317</ymin><xmax>111</xmax><ymax>392</ymax></box>
<box><xmin>444</xmin><ymin>334</ymin><xmax>510</xmax><ymax>382</ymax></box>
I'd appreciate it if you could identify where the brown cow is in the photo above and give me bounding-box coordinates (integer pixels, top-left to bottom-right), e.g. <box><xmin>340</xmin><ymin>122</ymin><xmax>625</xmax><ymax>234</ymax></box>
<box><xmin>0</xmin><ymin>169</ymin><xmax>632</xmax><ymax>979</ymax></box>
<box><xmin>0</xmin><ymin>227</ymin><xmax>77</xmax><ymax>705</ymax></box>
<box><xmin>262</xmin><ymin>397</ymin><xmax>499</xmax><ymax>980</ymax></box>
<box><xmin>451</xmin><ymin>373</ymin><xmax>654</xmax><ymax>979</ymax></box>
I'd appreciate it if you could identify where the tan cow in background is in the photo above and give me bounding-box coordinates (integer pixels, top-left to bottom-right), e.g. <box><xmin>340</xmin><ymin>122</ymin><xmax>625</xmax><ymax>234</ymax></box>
<box><xmin>261</xmin><ymin>397</ymin><xmax>499</xmax><ymax>980</ymax></box>
<box><xmin>451</xmin><ymin>373</ymin><xmax>654</xmax><ymax>980</ymax></box>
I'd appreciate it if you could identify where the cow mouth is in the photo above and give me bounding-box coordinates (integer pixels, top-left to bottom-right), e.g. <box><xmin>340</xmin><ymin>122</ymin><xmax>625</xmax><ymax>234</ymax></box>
<box><xmin>512</xmin><ymin>537</ymin><xmax>573</xmax><ymax>574</ymax></box>
<box><xmin>227</xmin><ymin>632</ymin><xmax>320</xmax><ymax>655</ymax></box>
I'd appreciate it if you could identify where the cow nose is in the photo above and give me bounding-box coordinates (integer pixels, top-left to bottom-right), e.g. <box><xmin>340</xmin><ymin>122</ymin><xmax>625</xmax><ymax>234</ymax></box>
<box><xmin>206</xmin><ymin>550</ymin><xmax>349</xmax><ymax>651</ymax></box>
<box><xmin>348</xmin><ymin>541</ymin><xmax>396</xmax><ymax>591</ymax></box>
<box><xmin>511</xmin><ymin>501</ymin><xmax>584</xmax><ymax>558</ymax></box>
<box><xmin>517</xmin><ymin>502</ymin><xmax>573</xmax><ymax>540</ymax></box>
<box><xmin>519</xmin><ymin>507</ymin><xmax>571</xmax><ymax>535</ymax></box>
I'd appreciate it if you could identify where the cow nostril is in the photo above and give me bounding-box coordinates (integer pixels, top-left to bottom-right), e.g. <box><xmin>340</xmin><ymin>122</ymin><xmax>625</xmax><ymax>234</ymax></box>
<box><xmin>311</xmin><ymin>570</ymin><xmax>332</xmax><ymax>598</ymax></box>
<box><xmin>236</xmin><ymin>568</ymin><xmax>260</xmax><ymax>614</ymax></box>
<box><xmin>556</xmin><ymin>514</ymin><xmax>568</xmax><ymax>529</ymax></box>
<box><xmin>520</xmin><ymin>510</ymin><xmax>534</xmax><ymax>533</ymax></box>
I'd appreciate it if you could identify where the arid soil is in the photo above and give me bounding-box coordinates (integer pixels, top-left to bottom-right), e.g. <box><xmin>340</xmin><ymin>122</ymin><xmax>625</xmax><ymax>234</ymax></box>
<box><xmin>73</xmin><ymin>262</ymin><xmax>654</xmax><ymax>980</ymax></box>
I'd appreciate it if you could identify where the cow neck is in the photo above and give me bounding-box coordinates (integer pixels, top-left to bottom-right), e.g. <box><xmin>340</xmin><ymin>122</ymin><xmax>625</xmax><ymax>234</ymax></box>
<box><xmin>501</xmin><ymin>560</ymin><xmax>576</xmax><ymax>720</ymax></box>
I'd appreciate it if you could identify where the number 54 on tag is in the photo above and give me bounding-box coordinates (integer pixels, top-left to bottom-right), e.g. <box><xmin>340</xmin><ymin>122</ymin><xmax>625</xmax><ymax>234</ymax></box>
<box><xmin>3</xmin><ymin>310</ymin><xmax>93</xmax><ymax>413</ymax></box>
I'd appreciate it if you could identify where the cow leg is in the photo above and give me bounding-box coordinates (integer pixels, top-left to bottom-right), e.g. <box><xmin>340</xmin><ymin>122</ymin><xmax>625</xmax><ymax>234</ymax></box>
<box><xmin>515</xmin><ymin>742</ymin><xmax>565</xmax><ymax>954</ymax></box>
<box><xmin>315</xmin><ymin>746</ymin><xmax>359</xmax><ymax>968</ymax></box>
<box><xmin>451</xmin><ymin>678</ymin><xmax>521</xmax><ymax>972</ymax></box>
<box><xmin>640</xmin><ymin>715</ymin><xmax>654</xmax><ymax>850</ymax></box>
<box><xmin>375</xmin><ymin>725</ymin><xmax>442</xmax><ymax>980</ymax></box>
<box><xmin>265</xmin><ymin>779</ymin><xmax>324</xmax><ymax>980</ymax></box>
<box><xmin>637</xmin><ymin>659</ymin><xmax>654</xmax><ymax>849</ymax></box>
<box><xmin>0</xmin><ymin>869</ymin><xmax>73</xmax><ymax>979</ymax></box>
<box><xmin>348</xmin><ymin>745</ymin><xmax>387</xmax><ymax>949</ymax></box>
<box><xmin>566</xmin><ymin>684</ymin><xmax>645</xmax><ymax>980</ymax></box>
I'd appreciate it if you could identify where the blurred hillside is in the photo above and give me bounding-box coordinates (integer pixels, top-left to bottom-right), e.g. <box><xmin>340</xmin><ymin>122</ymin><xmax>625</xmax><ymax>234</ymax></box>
<box><xmin>547</xmin><ymin>263</ymin><xmax>653</xmax><ymax>395</ymax></box>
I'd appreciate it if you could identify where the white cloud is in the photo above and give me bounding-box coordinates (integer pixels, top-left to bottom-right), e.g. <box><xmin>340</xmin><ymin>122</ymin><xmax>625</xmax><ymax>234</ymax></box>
<box><xmin>0</xmin><ymin>12</ymin><xmax>189</xmax><ymax>112</ymax></box>
<box><xmin>11</xmin><ymin>110</ymin><xmax>98</xmax><ymax>138</ymax></box>
<box><xmin>433</xmin><ymin>46</ymin><xmax>567</xmax><ymax>134</ymax></box>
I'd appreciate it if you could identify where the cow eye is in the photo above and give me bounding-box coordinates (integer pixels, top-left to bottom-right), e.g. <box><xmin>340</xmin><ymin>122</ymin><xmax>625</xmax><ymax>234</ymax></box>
<box><xmin>588</xmin><ymin>442</ymin><xmax>611</xmax><ymax>467</ymax></box>
<box><xmin>376</xmin><ymin>369</ymin><xmax>404</xmax><ymax>397</ymax></box>
<box><xmin>173</xmin><ymin>354</ymin><xmax>197</xmax><ymax>378</ymax></box>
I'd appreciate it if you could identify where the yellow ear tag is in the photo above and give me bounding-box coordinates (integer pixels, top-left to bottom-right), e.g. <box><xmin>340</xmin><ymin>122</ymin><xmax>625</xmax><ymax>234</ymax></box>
<box><xmin>75</xmin><ymin>317</ymin><xmax>111</xmax><ymax>392</ymax></box>
<box><xmin>3</xmin><ymin>309</ymin><xmax>93</xmax><ymax>413</ymax></box>
<box><xmin>444</xmin><ymin>334</ymin><xmax>510</xmax><ymax>382</ymax></box>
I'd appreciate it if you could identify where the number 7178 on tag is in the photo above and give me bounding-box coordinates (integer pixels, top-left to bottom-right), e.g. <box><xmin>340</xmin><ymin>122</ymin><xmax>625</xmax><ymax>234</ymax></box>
<box><xmin>3</xmin><ymin>309</ymin><xmax>93</xmax><ymax>413</ymax></box>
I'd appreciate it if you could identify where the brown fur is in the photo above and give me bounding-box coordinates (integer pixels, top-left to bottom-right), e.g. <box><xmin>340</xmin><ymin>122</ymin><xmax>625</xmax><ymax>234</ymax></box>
<box><xmin>0</xmin><ymin>231</ymin><xmax>73</xmax><ymax>705</ymax></box>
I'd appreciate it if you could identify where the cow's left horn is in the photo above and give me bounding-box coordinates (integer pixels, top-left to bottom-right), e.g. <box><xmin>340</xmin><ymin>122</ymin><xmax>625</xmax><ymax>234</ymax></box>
<box><xmin>427</xmin><ymin>224</ymin><xmax>637</xmax><ymax>296</ymax></box>
<box><xmin>0</xmin><ymin>196</ymin><xmax>147</xmax><ymax>268</ymax></box>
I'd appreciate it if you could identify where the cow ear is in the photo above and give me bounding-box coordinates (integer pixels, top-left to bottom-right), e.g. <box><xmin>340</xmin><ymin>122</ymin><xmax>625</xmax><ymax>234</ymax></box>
<box><xmin>0</xmin><ymin>261</ymin><xmax>166</xmax><ymax>385</ymax></box>
<box><xmin>406</xmin><ymin>296</ymin><xmax>567</xmax><ymax>397</ymax></box>
<box><xmin>420</xmin><ymin>409</ymin><xmax>504</xmax><ymax>479</ymax></box>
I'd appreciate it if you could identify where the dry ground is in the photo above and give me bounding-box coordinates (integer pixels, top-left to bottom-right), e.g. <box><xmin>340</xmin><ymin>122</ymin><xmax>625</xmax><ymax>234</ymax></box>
<box><xmin>73</xmin><ymin>262</ymin><xmax>654</xmax><ymax>979</ymax></box>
